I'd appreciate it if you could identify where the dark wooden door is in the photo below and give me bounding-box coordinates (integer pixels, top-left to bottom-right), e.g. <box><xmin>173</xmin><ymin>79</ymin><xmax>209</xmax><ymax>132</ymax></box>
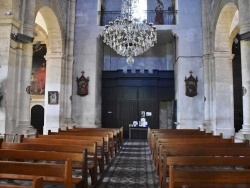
<box><xmin>116</xmin><ymin>86</ymin><xmax>159</xmax><ymax>138</ymax></box>
<box><xmin>102</xmin><ymin>70</ymin><xmax>175</xmax><ymax>138</ymax></box>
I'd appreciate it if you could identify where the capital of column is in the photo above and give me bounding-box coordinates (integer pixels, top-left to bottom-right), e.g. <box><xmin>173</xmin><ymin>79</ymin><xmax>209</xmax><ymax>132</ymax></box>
<box><xmin>45</xmin><ymin>53</ymin><xmax>66</xmax><ymax>60</ymax></box>
<box><xmin>212</xmin><ymin>51</ymin><xmax>231</xmax><ymax>58</ymax></box>
<box><xmin>67</xmin><ymin>56</ymin><xmax>74</xmax><ymax>63</ymax></box>
<box><xmin>0</xmin><ymin>16</ymin><xmax>21</xmax><ymax>28</ymax></box>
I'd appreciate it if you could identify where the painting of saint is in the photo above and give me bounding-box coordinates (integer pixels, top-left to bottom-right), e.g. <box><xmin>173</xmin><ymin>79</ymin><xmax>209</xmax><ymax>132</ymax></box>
<box><xmin>31</xmin><ymin>44</ymin><xmax>47</xmax><ymax>95</ymax></box>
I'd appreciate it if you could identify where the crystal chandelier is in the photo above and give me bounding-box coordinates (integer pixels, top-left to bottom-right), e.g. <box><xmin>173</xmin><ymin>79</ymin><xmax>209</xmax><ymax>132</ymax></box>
<box><xmin>102</xmin><ymin>0</ymin><xmax>157</xmax><ymax>64</ymax></box>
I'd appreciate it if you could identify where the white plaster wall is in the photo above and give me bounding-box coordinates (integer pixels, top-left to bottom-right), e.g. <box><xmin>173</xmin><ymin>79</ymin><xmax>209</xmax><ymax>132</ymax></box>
<box><xmin>73</xmin><ymin>0</ymin><xmax>101</xmax><ymax>127</ymax></box>
<box><xmin>174</xmin><ymin>0</ymin><xmax>204</xmax><ymax>128</ymax></box>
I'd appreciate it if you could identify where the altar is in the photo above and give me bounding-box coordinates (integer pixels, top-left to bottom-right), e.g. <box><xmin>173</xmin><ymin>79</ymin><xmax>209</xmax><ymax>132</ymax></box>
<box><xmin>129</xmin><ymin>126</ymin><xmax>148</xmax><ymax>140</ymax></box>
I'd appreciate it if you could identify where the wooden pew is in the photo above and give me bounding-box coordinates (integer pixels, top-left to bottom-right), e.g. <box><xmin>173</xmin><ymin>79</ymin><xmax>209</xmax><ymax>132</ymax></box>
<box><xmin>58</xmin><ymin>128</ymin><xmax>118</xmax><ymax>154</ymax></box>
<box><xmin>48</xmin><ymin>130</ymin><xmax>115</xmax><ymax>159</ymax></box>
<box><xmin>153</xmin><ymin>136</ymin><xmax>235</xmax><ymax>170</ymax></box>
<box><xmin>160</xmin><ymin>147</ymin><xmax>250</xmax><ymax>188</ymax></box>
<box><xmin>0</xmin><ymin>159</ymin><xmax>72</xmax><ymax>188</ymax></box>
<box><xmin>148</xmin><ymin>128</ymin><xmax>204</xmax><ymax>149</ymax></box>
<box><xmin>1</xmin><ymin>142</ymin><xmax>96</xmax><ymax>186</ymax></box>
<box><xmin>166</xmin><ymin>156</ymin><xmax>250</xmax><ymax>188</ymax></box>
<box><xmin>21</xmin><ymin>138</ymin><xmax>99</xmax><ymax>186</ymax></box>
<box><xmin>155</xmin><ymin>140</ymin><xmax>249</xmax><ymax>177</ymax></box>
<box><xmin>0</xmin><ymin>176</ymin><xmax>43</xmax><ymax>188</ymax></box>
<box><xmin>68</xmin><ymin>126</ymin><xmax>124</xmax><ymax>148</ymax></box>
<box><xmin>0</xmin><ymin>149</ymin><xmax>88</xmax><ymax>188</ymax></box>
<box><xmin>35</xmin><ymin>133</ymin><xmax>106</xmax><ymax>171</ymax></box>
<box><xmin>152</xmin><ymin>133</ymin><xmax>224</xmax><ymax>161</ymax></box>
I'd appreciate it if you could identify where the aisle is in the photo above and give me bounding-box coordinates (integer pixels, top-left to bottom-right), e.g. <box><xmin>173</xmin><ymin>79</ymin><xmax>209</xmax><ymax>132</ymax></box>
<box><xmin>96</xmin><ymin>140</ymin><xmax>158</xmax><ymax>188</ymax></box>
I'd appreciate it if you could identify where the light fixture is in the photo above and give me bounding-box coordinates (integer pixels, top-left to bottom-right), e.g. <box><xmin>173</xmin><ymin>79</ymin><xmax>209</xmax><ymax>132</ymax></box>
<box><xmin>102</xmin><ymin>0</ymin><xmax>157</xmax><ymax>64</ymax></box>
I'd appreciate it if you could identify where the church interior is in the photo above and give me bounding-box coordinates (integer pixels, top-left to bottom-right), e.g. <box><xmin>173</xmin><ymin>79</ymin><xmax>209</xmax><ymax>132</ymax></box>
<box><xmin>1</xmin><ymin>0</ymin><xmax>250</xmax><ymax>187</ymax></box>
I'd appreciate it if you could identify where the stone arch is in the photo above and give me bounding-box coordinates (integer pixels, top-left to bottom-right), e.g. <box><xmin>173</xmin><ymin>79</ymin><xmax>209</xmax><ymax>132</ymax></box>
<box><xmin>209</xmin><ymin>1</ymin><xmax>239</xmax><ymax>137</ymax></box>
<box><xmin>209</xmin><ymin>1</ymin><xmax>239</xmax><ymax>52</ymax></box>
<box><xmin>34</xmin><ymin>0</ymin><xmax>66</xmax><ymax>133</ymax></box>
<box><xmin>36</xmin><ymin>6</ymin><xmax>63</xmax><ymax>53</ymax></box>
<box><xmin>215</xmin><ymin>3</ymin><xmax>238</xmax><ymax>52</ymax></box>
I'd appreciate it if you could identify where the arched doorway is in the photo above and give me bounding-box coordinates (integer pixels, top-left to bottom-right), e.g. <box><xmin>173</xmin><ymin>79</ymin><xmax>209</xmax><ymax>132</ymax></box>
<box><xmin>210</xmin><ymin>2</ymin><xmax>238</xmax><ymax>137</ymax></box>
<box><xmin>31</xmin><ymin>105</ymin><xmax>44</xmax><ymax>134</ymax></box>
<box><xmin>232</xmin><ymin>34</ymin><xmax>243</xmax><ymax>132</ymax></box>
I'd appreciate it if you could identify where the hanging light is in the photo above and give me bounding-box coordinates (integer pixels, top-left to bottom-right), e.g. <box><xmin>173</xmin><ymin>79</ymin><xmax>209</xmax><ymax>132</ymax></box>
<box><xmin>102</xmin><ymin>0</ymin><xmax>157</xmax><ymax>64</ymax></box>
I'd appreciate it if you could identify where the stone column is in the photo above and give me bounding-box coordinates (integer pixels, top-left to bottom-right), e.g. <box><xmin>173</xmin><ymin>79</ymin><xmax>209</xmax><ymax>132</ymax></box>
<box><xmin>0</xmin><ymin>16</ymin><xmax>21</xmax><ymax>134</ymax></box>
<box><xmin>14</xmin><ymin>0</ymin><xmax>36</xmax><ymax>136</ymax></box>
<box><xmin>201</xmin><ymin>0</ymin><xmax>212</xmax><ymax>132</ymax></box>
<box><xmin>211</xmin><ymin>52</ymin><xmax>234</xmax><ymax>138</ymax></box>
<box><xmin>239</xmin><ymin>41</ymin><xmax>250</xmax><ymax>132</ymax></box>
<box><xmin>43</xmin><ymin>53</ymin><xmax>65</xmax><ymax>134</ymax></box>
<box><xmin>236</xmin><ymin>0</ymin><xmax>250</xmax><ymax>140</ymax></box>
<box><xmin>73</xmin><ymin>0</ymin><xmax>102</xmax><ymax>127</ymax></box>
<box><xmin>202</xmin><ymin>54</ymin><xmax>212</xmax><ymax>132</ymax></box>
<box><xmin>63</xmin><ymin>0</ymin><xmax>76</xmax><ymax>128</ymax></box>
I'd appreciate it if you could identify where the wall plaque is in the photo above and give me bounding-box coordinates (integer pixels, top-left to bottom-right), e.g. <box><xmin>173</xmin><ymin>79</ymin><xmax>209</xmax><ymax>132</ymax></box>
<box><xmin>185</xmin><ymin>71</ymin><xmax>198</xmax><ymax>97</ymax></box>
<box><xmin>76</xmin><ymin>71</ymin><xmax>89</xmax><ymax>96</ymax></box>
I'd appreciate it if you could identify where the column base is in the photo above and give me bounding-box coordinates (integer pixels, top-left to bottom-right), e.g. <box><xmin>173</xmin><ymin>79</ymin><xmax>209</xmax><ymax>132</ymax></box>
<box><xmin>202</xmin><ymin>121</ymin><xmax>213</xmax><ymax>133</ymax></box>
<box><xmin>13</xmin><ymin>121</ymin><xmax>37</xmax><ymax>137</ymax></box>
<box><xmin>63</xmin><ymin>118</ymin><xmax>76</xmax><ymax>129</ymax></box>
<box><xmin>235</xmin><ymin>127</ymin><xmax>250</xmax><ymax>142</ymax></box>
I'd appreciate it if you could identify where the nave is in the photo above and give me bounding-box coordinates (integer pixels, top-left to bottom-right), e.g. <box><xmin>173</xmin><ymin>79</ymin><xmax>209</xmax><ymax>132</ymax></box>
<box><xmin>96</xmin><ymin>140</ymin><xmax>158</xmax><ymax>188</ymax></box>
<box><xmin>2</xmin><ymin>127</ymin><xmax>250</xmax><ymax>188</ymax></box>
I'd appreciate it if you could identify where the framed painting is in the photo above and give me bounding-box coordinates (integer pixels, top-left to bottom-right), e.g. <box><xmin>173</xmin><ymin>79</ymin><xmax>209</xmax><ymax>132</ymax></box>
<box><xmin>48</xmin><ymin>91</ymin><xmax>58</xmax><ymax>104</ymax></box>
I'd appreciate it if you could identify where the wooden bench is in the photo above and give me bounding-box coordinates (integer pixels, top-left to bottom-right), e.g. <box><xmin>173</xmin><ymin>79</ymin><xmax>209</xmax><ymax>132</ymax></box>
<box><xmin>150</xmin><ymin>131</ymin><xmax>220</xmax><ymax>152</ymax></box>
<box><xmin>0</xmin><ymin>176</ymin><xmax>43</xmax><ymax>188</ymax></box>
<box><xmin>166</xmin><ymin>156</ymin><xmax>250</xmax><ymax>188</ymax></box>
<box><xmin>159</xmin><ymin>147</ymin><xmax>250</xmax><ymax>187</ymax></box>
<box><xmin>67</xmin><ymin>126</ymin><xmax>124</xmax><ymax>148</ymax></box>
<box><xmin>155</xmin><ymin>140</ymin><xmax>249</xmax><ymax>177</ymax></box>
<box><xmin>153</xmin><ymin>136</ymin><xmax>235</xmax><ymax>171</ymax></box>
<box><xmin>57</xmin><ymin>129</ymin><xmax>118</xmax><ymax>154</ymax></box>
<box><xmin>0</xmin><ymin>159</ymin><xmax>72</xmax><ymax>188</ymax></box>
<box><xmin>0</xmin><ymin>149</ymin><xmax>88</xmax><ymax>188</ymax></box>
<box><xmin>48</xmin><ymin>130</ymin><xmax>115</xmax><ymax>159</ymax></box>
<box><xmin>35</xmin><ymin>134</ymin><xmax>106</xmax><ymax>171</ymax></box>
<box><xmin>148</xmin><ymin>128</ymin><xmax>204</xmax><ymax>149</ymax></box>
<box><xmin>1</xmin><ymin>141</ymin><xmax>96</xmax><ymax>186</ymax></box>
<box><xmin>22</xmin><ymin>137</ymin><xmax>99</xmax><ymax>186</ymax></box>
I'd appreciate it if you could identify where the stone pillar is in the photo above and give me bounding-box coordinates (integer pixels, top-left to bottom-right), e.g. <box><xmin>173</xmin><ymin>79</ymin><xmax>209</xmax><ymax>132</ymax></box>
<box><xmin>73</xmin><ymin>0</ymin><xmax>102</xmax><ymax>127</ymax></box>
<box><xmin>202</xmin><ymin>54</ymin><xmax>212</xmax><ymax>132</ymax></box>
<box><xmin>201</xmin><ymin>0</ymin><xmax>212</xmax><ymax>132</ymax></box>
<box><xmin>14</xmin><ymin>0</ymin><xmax>37</xmax><ymax>136</ymax></box>
<box><xmin>238</xmin><ymin>41</ymin><xmax>250</xmax><ymax>132</ymax></box>
<box><xmin>63</xmin><ymin>0</ymin><xmax>76</xmax><ymax>128</ymax></box>
<box><xmin>211</xmin><ymin>52</ymin><xmax>234</xmax><ymax>138</ymax></box>
<box><xmin>43</xmin><ymin>53</ymin><xmax>65</xmax><ymax>134</ymax></box>
<box><xmin>0</xmin><ymin>15</ymin><xmax>21</xmax><ymax>134</ymax></box>
<box><xmin>235</xmin><ymin>0</ymin><xmax>250</xmax><ymax>140</ymax></box>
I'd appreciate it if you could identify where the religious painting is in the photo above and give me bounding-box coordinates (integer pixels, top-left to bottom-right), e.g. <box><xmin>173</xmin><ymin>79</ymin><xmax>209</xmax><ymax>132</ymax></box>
<box><xmin>185</xmin><ymin>71</ymin><xmax>198</xmax><ymax>97</ymax></box>
<box><xmin>48</xmin><ymin>91</ymin><xmax>59</xmax><ymax>104</ymax></box>
<box><xmin>76</xmin><ymin>71</ymin><xmax>89</xmax><ymax>96</ymax></box>
<box><xmin>31</xmin><ymin>44</ymin><xmax>47</xmax><ymax>95</ymax></box>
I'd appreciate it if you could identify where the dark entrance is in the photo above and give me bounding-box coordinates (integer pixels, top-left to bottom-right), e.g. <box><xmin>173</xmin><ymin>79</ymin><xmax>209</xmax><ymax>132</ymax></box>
<box><xmin>102</xmin><ymin>70</ymin><xmax>175</xmax><ymax>138</ymax></box>
<box><xmin>31</xmin><ymin>105</ymin><xmax>44</xmax><ymax>134</ymax></box>
<box><xmin>232</xmin><ymin>34</ymin><xmax>243</xmax><ymax>132</ymax></box>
